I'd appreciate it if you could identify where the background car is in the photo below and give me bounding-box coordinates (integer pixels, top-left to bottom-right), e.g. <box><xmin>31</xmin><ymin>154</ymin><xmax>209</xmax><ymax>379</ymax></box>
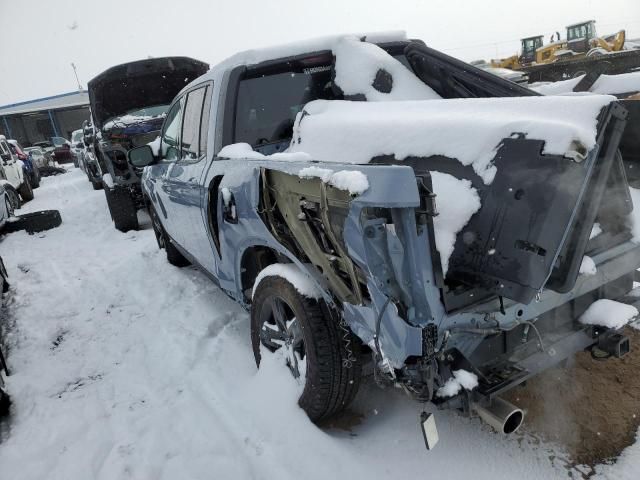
<box><xmin>8</xmin><ymin>140</ymin><xmax>40</xmax><ymax>189</ymax></box>
<box><xmin>32</xmin><ymin>140</ymin><xmax>55</xmax><ymax>157</ymax></box>
<box><xmin>50</xmin><ymin>136</ymin><xmax>75</xmax><ymax>164</ymax></box>
<box><xmin>23</xmin><ymin>147</ymin><xmax>50</xmax><ymax>168</ymax></box>
<box><xmin>0</xmin><ymin>183</ymin><xmax>18</xmax><ymax>230</ymax></box>
<box><xmin>0</xmin><ymin>136</ymin><xmax>33</xmax><ymax>202</ymax></box>
<box><xmin>70</xmin><ymin>129</ymin><xmax>85</xmax><ymax>168</ymax></box>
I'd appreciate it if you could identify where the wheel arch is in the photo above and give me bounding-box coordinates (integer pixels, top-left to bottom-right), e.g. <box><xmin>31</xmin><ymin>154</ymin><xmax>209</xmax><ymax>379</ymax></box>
<box><xmin>237</xmin><ymin>241</ymin><xmax>331</xmax><ymax>306</ymax></box>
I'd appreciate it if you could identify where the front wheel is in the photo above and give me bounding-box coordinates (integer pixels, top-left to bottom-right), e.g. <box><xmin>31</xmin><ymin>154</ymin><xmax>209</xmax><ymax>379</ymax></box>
<box><xmin>251</xmin><ymin>274</ymin><xmax>361</xmax><ymax>422</ymax></box>
<box><xmin>104</xmin><ymin>186</ymin><xmax>138</xmax><ymax>232</ymax></box>
<box><xmin>148</xmin><ymin>204</ymin><xmax>190</xmax><ymax>267</ymax></box>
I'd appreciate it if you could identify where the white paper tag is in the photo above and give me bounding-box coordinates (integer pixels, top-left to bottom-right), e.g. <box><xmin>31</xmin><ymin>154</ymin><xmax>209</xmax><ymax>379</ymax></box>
<box><xmin>420</xmin><ymin>412</ymin><xmax>439</xmax><ymax>450</ymax></box>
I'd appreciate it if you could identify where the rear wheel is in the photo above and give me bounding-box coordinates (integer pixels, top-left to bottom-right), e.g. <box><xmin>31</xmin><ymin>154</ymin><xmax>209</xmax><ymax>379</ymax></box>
<box><xmin>104</xmin><ymin>186</ymin><xmax>139</xmax><ymax>232</ymax></box>
<box><xmin>251</xmin><ymin>274</ymin><xmax>361</xmax><ymax>422</ymax></box>
<box><xmin>149</xmin><ymin>204</ymin><xmax>190</xmax><ymax>267</ymax></box>
<box><xmin>18</xmin><ymin>179</ymin><xmax>33</xmax><ymax>202</ymax></box>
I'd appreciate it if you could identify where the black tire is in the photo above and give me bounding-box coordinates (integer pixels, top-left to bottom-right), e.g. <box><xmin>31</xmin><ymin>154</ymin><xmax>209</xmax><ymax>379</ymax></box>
<box><xmin>4</xmin><ymin>210</ymin><xmax>62</xmax><ymax>234</ymax></box>
<box><xmin>4</xmin><ymin>185</ymin><xmax>20</xmax><ymax>212</ymax></box>
<box><xmin>18</xmin><ymin>179</ymin><xmax>34</xmax><ymax>202</ymax></box>
<box><xmin>91</xmin><ymin>178</ymin><xmax>103</xmax><ymax>190</ymax></box>
<box><xmin>251</xmin><ymin>275</ymin><xmax>361</xmax><ymax>422</ymax></box>
<box><xmin>104</xmin><ymin>186</ymin><xmax>139</xmax><ymax>232</ymax></box>
<box><xmin>0</xmin><ymin>256</ymin><xmax>9</xmax><ymax>293</ymax></box>
<box><xmin>32</xmin><ymin>167</ymin><xmax>41</xmax><ymax>189</ymax></box>
<box><xmin>0</xmin><ymin>387</ymin><xmax>9</xmax><ymax>417</ymax></box>
<box><xmin>148</xmin><ymin>204</ymin><xmax>190</xmax><ymax>267</ymax></box>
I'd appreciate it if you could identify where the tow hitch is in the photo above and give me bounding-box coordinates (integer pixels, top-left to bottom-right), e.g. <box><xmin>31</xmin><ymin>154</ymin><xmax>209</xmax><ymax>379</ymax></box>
<box><xmin>592</xmin><ymin>331</ymin><xmax>631</xmax><ymax>359</ymax></box>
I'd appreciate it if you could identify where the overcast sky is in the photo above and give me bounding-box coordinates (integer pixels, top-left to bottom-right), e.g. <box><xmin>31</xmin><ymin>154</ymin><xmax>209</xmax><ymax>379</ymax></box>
<box><xmin>0</xmin><ymin>0</ymin><xmax>639</xmax><ymax>105</ymax></box>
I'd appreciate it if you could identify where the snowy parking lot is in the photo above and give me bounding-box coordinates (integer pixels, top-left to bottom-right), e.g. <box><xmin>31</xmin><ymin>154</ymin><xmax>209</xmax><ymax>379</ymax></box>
<box><xmin>1</xmin><ymin>168</ymin><xmax>639</xmax><ymax>479</ymax></box>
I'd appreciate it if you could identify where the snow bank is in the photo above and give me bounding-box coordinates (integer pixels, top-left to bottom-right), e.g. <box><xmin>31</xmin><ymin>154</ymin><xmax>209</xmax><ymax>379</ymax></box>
<box><xmin>579</xmin><ymin>255</ymin><xmax>597</xmax><ymax>275</ymax></box>
<box><xmin>436</xmin><ymin>369</ymin><xmax>479</xmax><ymax>398</ymax></box>
<box><xmin>0</xmin><ymin>169</ymin><xmax>606</xmax><ymax>480</ymax></box>
<box><xmin>252</xmin><ymin>263</ymin><xmax>321</xmax><ymax>299</ymax></box>
<box><xmin>579</xmin><ymin>299</ymin><xmax>638</xmax><ymax>329</ymax></box>
<box><xmin>431</xmin><ymin>172</ymin><xmax>481</xmax><ymax>274</ymax></box>
<box><xmin>333</xmin><ymin>37</ymin><xmax>440</xmax><ymax>101</ymax></box>
<box><xmin>289</xmin><ymin>95</ymin><xmax>615</xmax><ymax>184</ymax></box>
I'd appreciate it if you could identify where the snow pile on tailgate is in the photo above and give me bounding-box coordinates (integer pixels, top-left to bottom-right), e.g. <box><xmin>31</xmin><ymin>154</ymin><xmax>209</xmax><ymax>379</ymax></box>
<box><xmin>289</xmin><ymin>95</ymin><xmax>616</xmax><ymax>184</ymax></box>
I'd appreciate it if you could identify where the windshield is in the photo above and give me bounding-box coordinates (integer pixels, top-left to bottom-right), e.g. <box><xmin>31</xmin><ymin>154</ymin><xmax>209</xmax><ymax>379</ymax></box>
<box><xmin>51</xmin><ymin>137</ymin><xmax>67</xmax><ymax>146</ymax></box>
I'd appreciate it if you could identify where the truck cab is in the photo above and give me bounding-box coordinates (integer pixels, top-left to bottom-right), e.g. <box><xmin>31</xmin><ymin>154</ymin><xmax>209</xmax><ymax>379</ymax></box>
<box><xmin>566</xmin><ymin>20</ymin><xmax>597</xmax><ymax>54</ymax></box>
<box><xmin>520</xmin><ymin>35</ymin><xmax>543</xmax><ymax>65</ymax></box>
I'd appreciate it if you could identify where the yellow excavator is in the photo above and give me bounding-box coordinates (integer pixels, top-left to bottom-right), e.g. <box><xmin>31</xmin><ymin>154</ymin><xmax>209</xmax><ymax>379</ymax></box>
<box><xmin>492</xmin><ymin>20</ymin><xmax>626</xmax><ymax>70</ymax></box>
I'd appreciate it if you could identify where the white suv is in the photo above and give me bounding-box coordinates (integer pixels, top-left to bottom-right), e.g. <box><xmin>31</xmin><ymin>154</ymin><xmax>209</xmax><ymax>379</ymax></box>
<box><xmin>0</xmin><ymin>135</ymin><xmax>33</xmax><ymax>202</ymax></box>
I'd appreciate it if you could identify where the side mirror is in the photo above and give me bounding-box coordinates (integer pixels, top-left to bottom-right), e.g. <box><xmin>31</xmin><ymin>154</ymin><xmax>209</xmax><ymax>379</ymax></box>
<box><xmin>128</xmin><ymin>145</ymin><xmax>156</xmax><ymax>168</ymax></box>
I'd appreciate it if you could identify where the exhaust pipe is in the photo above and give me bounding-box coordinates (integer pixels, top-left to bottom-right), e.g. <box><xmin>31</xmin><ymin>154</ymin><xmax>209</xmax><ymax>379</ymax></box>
<box><xmin>472</xmin><ymin>397</ymin><xmax>524</xmax><ymax>434</ymax></box>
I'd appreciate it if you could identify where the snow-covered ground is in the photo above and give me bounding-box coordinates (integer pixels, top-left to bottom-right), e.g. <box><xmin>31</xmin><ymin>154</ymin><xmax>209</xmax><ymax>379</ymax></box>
<box><xmin>0</xmin><ymin>169</ymin><xmax>639</xmax><ymax>479</ymax></box>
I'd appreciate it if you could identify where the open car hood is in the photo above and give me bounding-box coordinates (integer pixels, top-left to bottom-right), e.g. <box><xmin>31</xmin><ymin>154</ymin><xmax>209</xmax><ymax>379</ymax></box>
<box><xmin>88</xmin><ymin>57</ymin><xmax>209</xmax><ymax>130</ymax></box>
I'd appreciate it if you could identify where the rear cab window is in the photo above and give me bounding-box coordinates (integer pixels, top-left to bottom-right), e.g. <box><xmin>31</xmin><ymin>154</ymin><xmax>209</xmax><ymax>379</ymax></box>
<box><xmin>231</xmin><ymin>45</ymin><xmax>414</xmax><ymax>155</ymax></box>
<box><xmin>233</xmin><ymin>53</ymin><xmax>340</xmax><ymax>154</ymax></box>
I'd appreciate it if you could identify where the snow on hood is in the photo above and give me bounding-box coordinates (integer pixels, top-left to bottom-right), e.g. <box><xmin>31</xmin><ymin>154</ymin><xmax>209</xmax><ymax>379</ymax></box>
<box><xmin>289</xmin><ymin>95</ymin><xmax>616</xmax><ymax>184</ymax></box>
<box><xmin>333</xmin><ymin>37</ymin><xmax>440</xmax><ymax>101</ymax></box>
<box><xmin>103</xmin><ymin>113</ymin><xmax>166</xmax><ymax>130</ymax></box>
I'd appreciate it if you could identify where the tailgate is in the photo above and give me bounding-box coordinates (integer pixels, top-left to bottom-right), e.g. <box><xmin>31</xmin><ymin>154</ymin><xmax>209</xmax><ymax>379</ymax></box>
<box><xmin>447</xmin><ymin>102</ymin><xmax>629</xmax><ymax>304</ymax></box>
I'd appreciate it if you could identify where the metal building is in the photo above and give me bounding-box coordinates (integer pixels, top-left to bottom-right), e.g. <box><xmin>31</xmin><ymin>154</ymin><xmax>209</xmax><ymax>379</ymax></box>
<box><xmin>0</xmin><ymin>90</ymin><xmax>90</xmax><ymax>145</ymax></box>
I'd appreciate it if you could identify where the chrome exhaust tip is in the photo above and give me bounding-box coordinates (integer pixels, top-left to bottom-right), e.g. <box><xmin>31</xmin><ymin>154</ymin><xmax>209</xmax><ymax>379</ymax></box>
<box><xmin>473</xmin><ymin>397</ymin><xmax>524</xmax><ymax>434</ymax></box>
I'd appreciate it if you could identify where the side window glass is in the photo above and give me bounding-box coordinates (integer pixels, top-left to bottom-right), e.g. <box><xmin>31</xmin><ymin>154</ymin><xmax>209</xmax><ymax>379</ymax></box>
<box><xmin>181</xmin><ymin>87</ymin><xmax>206</xmax><ymax>161</ymax></box>
<box><xmin>161</xmin><ymin>97</ymin><xmax>184</xmax><ymax>161</ymax></box>
<box><xmin>200</xmin><ymin>86</ymin><xmax>212</xmax><ymax>157</ymax></box>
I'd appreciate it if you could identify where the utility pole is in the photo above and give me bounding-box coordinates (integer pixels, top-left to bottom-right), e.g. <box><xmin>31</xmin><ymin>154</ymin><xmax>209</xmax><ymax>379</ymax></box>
<box><xmin>71</xmin><ymin>63</ymin><xmax>83</xmax><ymax>91</ymax></box>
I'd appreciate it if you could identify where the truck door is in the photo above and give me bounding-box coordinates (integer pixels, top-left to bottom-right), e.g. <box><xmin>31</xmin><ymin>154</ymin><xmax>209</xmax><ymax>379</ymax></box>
<box><xmin>161</xmin><ymin>84</ymin><xmax>216</xmax><ymax>271</ymax></box>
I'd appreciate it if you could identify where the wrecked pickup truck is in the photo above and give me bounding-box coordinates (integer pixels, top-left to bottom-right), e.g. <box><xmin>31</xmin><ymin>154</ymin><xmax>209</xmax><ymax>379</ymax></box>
<box><xmin>127</xmin><ymin>33</ymin><xmax>640</xmax><ymax>441</ymax></box>
<box><xmin>87</xmin><ymin>57</ymin><xmax>209</xmax><ymax>231</ymax></box>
